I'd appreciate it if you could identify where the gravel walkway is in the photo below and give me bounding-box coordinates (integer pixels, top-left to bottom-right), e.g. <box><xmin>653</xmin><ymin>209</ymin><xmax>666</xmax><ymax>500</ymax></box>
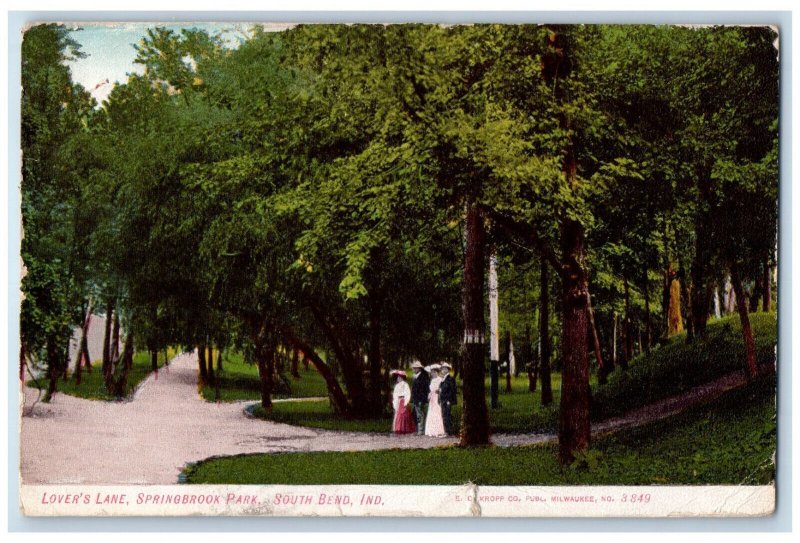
<box><xmin>19</xmin><ymin>351</ymin><xmax>761</xmax><ymax>484</ymax></box>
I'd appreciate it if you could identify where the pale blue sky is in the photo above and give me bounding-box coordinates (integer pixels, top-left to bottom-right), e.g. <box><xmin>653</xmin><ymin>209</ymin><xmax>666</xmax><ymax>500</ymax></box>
<box><xmin>64</xmin><ymin>22</ymin><xmax>287</xmax><ymax>104</ymax></box>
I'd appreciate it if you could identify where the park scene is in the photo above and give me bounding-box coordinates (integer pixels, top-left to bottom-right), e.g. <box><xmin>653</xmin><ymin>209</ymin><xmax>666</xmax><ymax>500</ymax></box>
<box><xmin>20</xmin><ymin>23</ymin><xmax>778</xmax><ymax>488</ymax></box>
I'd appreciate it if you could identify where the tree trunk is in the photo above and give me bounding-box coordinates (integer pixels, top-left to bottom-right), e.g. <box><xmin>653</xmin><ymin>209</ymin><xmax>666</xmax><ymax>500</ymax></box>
<box><xmin>724</xmin><ymin>274</ymin><xmax>736</xmax><ymax>314</ymax></box>
<box><xmin>150</xmin><ymin>349</ymin><xmax>158</xmax><ymax>372</ymax></box>
<box><xmin>585</xmin><ymin>288</ymin><xmax>604</xmax><ymax>374</ymax></box>
<box><xmin>460</xmin><ymin>203</ymin><xmax>490</xmax><ymax>446</ymax></box>
<box><xmin>207</xmin><ymin>344</ymin><xmax>215</xmax><ymax>383</ymax></box>
<box><xmin>197</xmin><ymin>343</ymin><xmax>208</xmax><ymax>385</ymax></box>
<box><xmin>111</xmin><ymin>311</ymin><xmax>121</xmax><ymax>361</ymax></box>
<box><xmin>730</xmin><ymin>265</ymin><xmax>759</xmax><ymax>378</ymax></box>
<box><xmin>668</xmin><ymin>278</ymin><xmax>684</xmax><ymax>337</ymax></box>
<box><xmin>73</xmin><ymin>305</ymin><xmax>92</xmax><ymax>385</ymax></box>
<box><xmin>290</xmin><ymin>348</ymin><xmax>300</xmax><ymax>378</ymax></box>
<box><xmin>504</xmin><ymin>330</ymin><xmax>512</xmax><ymax>393</ymax></box>
<box><xmin>691</xmin><ymin>172</ymin><xmax>713</xmax><ymax>339</ymax></box>
<box><xmin>43</xmin><ymin>335</ymin><xmax>61</xmax><ymax>402</ymax></box>
<box><xmin>762</xmin><ymin>256</ymin><xmax>772</xmax><ymax>312</ymax></box>
<box><xmin>558</xmin><ymin>218</ymin><xmax>591</xmax><ymax>465</ymax></box>
<box><xmin>539</xmin><ymin>259</ymin><xmax>553</xmax><ymax>407</ymax></box>
<box><xmin>254</xmin><ymin>326</ymin><xmax>274</xmax><ymax>412</ymax></box>
<box><xmin>308</xmin><ymin>304</ymin><xmax>371</xmax><ymax>416</ymax></box>
<box><xmin>280</xmin><ymin>326</ymin><xmax>351</xmax><ymax>415</ymax></box>
<box><xmin>643</xmin><ymin>274</ymin><xmax>652</xmax><ymax>353</ymax></box>
<box><xmin>488</xmin><ymin>245</ymin><xmax>500</xmax><ymax>407</ymax></box>
<box><xmin>113</xmin><ymin>332</ymin><xmax>134</xmax><ymax>398</ymax></box>
<box><xmin>622</xmin><ymin>275</ymin><xmax>633</xmax><ymax>368</ymax></box>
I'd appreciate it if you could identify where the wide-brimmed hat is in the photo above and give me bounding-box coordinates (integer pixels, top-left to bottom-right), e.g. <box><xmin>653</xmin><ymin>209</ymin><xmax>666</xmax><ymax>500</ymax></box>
<box><xmin>440</xmin><ymin>362</ymin><xmax>452</xmax><ymax>370</ymax></box>
<box><xmin>427</xmin><ymin>364</ymin><xmax>441</xmax><ymax>372</ymax></box>
<box><xmin>410</xmin><ymin>361</ymin><xmax>424</xmax><ymax>369</ymax></box>
<box><xmin>390</xmin><ymin>369</ymin><xmax>407</xmax><ymax>378</ymax></box>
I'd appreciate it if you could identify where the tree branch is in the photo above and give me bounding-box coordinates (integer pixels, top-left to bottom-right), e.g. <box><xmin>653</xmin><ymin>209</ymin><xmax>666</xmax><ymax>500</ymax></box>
<box><xmin>478</xmin><ymin>204</ymin><xmax>567</xmax><ymax>280</ymax></box>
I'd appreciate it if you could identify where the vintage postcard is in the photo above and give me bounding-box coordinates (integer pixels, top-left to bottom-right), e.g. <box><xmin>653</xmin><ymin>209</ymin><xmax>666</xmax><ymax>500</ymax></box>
<box><xmin>18</xmin><ymin>21</ymin><xmax>779</xmax><ymax>517</ymax></box>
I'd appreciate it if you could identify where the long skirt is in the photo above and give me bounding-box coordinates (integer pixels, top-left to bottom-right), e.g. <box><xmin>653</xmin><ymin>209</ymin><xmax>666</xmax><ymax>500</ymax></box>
<box><xmin>424</xmin><ymin>392</ymin><xmax>447</xmax><ymax>437</ymax></box>
<box><xmin>393</xmin><ymin>398</ymin><xmax>416</xmax><ymax>434</ymax></box>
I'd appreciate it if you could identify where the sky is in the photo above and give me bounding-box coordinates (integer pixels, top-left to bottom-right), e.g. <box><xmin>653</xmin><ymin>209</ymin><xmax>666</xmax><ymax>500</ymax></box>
<box><xmin>64</xmin><ymin>22</ymin><xmax>293</xmax><ymax>103</ymax></box>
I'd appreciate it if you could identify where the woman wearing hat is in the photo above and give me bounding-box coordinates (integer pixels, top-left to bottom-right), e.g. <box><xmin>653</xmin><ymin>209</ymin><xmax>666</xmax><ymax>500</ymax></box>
<box><xmin>391</xmin><ymin>369</ymin><xmax>416</xmax><ymax>434</ymax></box>
<box><xmin>424</xmin><ymin>364</ymin><xmax>446</xmax><ymax>437</ymax></box>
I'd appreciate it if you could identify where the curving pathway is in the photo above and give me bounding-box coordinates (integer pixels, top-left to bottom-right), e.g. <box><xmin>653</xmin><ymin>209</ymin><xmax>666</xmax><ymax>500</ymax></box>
<box><xmin>19</xmin><ymin>352</ymin><xmax>762</xmax><ymax>484</ymax></box>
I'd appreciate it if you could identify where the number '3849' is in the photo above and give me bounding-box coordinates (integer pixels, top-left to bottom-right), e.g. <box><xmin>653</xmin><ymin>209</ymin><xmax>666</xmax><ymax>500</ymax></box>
<box><xmin>621</xmin><ymin>494</ymin><xmax>651</xmax><ymax>503</ymax></box>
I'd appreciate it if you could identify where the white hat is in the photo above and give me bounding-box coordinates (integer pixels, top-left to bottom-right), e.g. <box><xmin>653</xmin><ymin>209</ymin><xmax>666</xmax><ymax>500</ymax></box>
<box><xmin>411</xmin><ymin>361</ymin><xmax>424</xmax><ymax>369</ymax></box>
<box><xmin>440</xmin><ymin>362</ymin><xmax>452</xmax><ymax>369</ymax></box>
<box><xmin>428</xmin><ymin>364</ymin><xmax>441</xmax><ymax>372</ymax></box>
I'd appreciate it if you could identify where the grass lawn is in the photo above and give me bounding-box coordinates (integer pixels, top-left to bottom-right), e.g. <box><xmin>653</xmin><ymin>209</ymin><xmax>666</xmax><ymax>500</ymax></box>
<box><xmin>27</xmin><ymin>348</ymin><xmax>177</xmax><ymax>401</ymax></box>
<box><xmin>183</xmin><ymin>374</ymin><xmax>776</xmax><ymax>485</ymax></box>
<box><xmin>200</xmin><ymin>351</ymin><xmax>329</xmax><ymax>401</ymax></box>
<box><xmin>253</xmin><ymin>312</ymin><xmax>777</xmax><ymax>435</ymax></box>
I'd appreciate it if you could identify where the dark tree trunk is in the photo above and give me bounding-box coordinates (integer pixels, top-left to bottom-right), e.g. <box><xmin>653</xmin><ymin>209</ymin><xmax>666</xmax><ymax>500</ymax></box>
<box><xmin>290</xmin><ymin>348</ymin><xmax>300</xmax><ymax>378</ymax></box>
<box><xmin>113</xmin><ymin>332</ymin><xmax>134</xmax><ymax>398</ymax></box>
<box><xmin>763</xmin><ymin>256</ymin><xmax>772</xmax><ymax>312</ymax></box>
<box><xmin>150</xmin><ymin>349</ymin><xmax>158</xmax><ymax>372</ymax></box>
<box><xmin>730</xmin><ymin>265</ymin><xmax>759</xmax><ymax>378</ymax></box>
<box><xmin>73</xmin><ymin>306</ymin><xmax>92</xmax><ymax>385</ymax></box>
<box><xmin>197</xmin><ymin>344</ymin><xmax>208</xmax><ymax>385</ymax></box>
<box><xmin>206</xmin><ymin>344</ymin><xmax>215</xmax><ymax>382</ymax></box>
<box><xmin>214</xmin><ymin>348</ymin><xmax>222</xmax><ymax>402</ymax></box>
<box><xmin>504</xmin><ymin>330</ymin><xmax>512</xmax><ymax>393</ymax></box>
<box><xmin>558</xmin><ymin>218</ymin><xmax>591</xmax><ymax>465</ymax></box>
<box><xmin>254</xmin><ymin>325</ymin><xmax>274</xmax><ymax>412</ymax></box>
<box><xmin>525</xmin><ymin>327</ymin><xmax>538</xmax><ymax>392</ymax></box>
<box><xmin>539</xmin><ymin>259</ymin><xmax>553</xmax><ymax>407</ymax></box>
<box><xmin>750</xmin><ymin>280</ymin><xmax>762</xmax><ymax>313</ymax></box>
<box><xmin>622</xmin><ymin>275</ymin><xmax>633</xmax><ymax>366</ymax></box>
<box><xmin>308</xmin><ymin>304</ymin><xmax>371</xmax><ymax>416</ymax></box>
<box><xmin>111</xmin><ymin>311</ymin><xmax>121</xmax><ymax>361</ymax></box>
<box><xmin>280</xmin><ymin>326</ymin><xmax>351</xmax><ymax>416</ymax></box>
<box><xmin>43</xmin><ymin>335</ymin><xmax>61</xmax><ymax>402</ymax></box>
<box><xmin>680</xmin><ymin>265</ymin><xmax>694</xmax><ymax>341</ymax></box>
<box><xmin>661</xmin><ymin>262</ymin><xmax>671</xmax><ymax>338</ymax></box>
<box><xmin>643</xmin><ymin>273</ymin><xmax>652</xmax><ymax>353</ymax></box>
<box><xmin>585</xmin><ymin>288</ymin><xmax>604</xmax><ymax>374</ymax></box>
<box><xmin>302</xmin><ymin>352</ymin><xmax>309</xmax><ymax>371</ymax></box>
<box><xmin>691</xmin><ymin>172</ymin><xmax>713</xmax><ymax>339</ymax></box>
<box><xmin>460</xmin><ymin>203</ymin><xmax>490</xmax><ymax>446</ymax></box>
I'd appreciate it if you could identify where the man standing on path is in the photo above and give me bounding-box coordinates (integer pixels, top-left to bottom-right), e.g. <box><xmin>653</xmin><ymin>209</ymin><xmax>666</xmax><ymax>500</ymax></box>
<box><xmin>439</xmin><ymin>362</ymin><xmax>458</xmax><ymax>436</ymax></box>
<box><xmin>410</xmin><ymin>360</ymin><xmax>429</xmax><ymax>435</ymax></box>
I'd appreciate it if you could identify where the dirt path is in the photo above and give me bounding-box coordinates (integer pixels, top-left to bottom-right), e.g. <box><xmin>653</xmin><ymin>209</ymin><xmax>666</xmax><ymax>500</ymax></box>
<box><xmin>19</xmin><ymin>352</ymin><xmax>758</xmax><ymax>484</ymax></box>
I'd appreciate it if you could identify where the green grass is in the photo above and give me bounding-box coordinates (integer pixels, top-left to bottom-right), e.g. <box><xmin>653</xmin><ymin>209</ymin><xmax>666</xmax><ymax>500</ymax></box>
<box><xmin>28</xmin><ymin>348</ymin><xmax>177</xmax><ymax>401</ymax></box>
<box><xmin>253</xmin><ymin>313</ymin><xmax>777</xmax><ymax>434</ymax></box>
<box><xmin>183</xmin><ymin>374</ymin><xmax>776</xmax><ymax>485</ymax></box>
<box><xmin>591</xmin><ymin>312</ymin><xmax>777</xmax><ymax>421</ymax></box>
<box><xmin>200</xmin><ymin>351</ymin><xmax>329</xmax><ymax>401</ymax></box>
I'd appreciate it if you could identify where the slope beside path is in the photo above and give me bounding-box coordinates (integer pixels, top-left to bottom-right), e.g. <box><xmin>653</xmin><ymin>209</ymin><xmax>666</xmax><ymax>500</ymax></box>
<box><xmin>20</xmin><ymin>351</ymin><xmax>758</xmax><ymax>485</ymax></box>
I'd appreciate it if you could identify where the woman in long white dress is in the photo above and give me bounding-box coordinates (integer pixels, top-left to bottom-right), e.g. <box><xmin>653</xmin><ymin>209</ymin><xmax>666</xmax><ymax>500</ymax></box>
<box><xmin>424</xmin><ymin>364</ymin><xmax>446</xmax><ymax>437</ymax></box>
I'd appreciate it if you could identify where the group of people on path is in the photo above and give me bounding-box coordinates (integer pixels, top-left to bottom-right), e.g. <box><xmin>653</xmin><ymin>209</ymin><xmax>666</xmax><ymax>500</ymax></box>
<box><xmin>390</xmin><ymin>361</ymin><xmax>457</xmax><ymax>437</ymax></box>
